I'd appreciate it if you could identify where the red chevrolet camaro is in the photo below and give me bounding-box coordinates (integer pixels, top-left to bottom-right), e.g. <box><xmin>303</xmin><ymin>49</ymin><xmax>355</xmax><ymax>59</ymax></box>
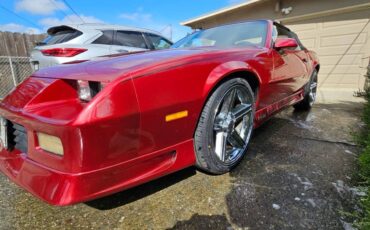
<box><xmin>0</xmin><ymin>20</ymin><xmax>319</xmax><ymax>205</ymax></box>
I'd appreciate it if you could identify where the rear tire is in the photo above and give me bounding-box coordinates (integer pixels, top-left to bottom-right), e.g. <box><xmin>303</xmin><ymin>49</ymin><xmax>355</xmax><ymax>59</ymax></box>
<box><xmin>194</xmin><ymin>78</ymin><xmax>255</xmax><ymax>174</ymax></box>
<box><xmin>294</xmin><ymin>70</ymin><xmax>318</xmax><ymax>110</ymax></box>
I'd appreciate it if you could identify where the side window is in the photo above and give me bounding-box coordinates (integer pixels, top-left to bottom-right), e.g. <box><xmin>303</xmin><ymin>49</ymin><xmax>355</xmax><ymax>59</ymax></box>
<box><xmin>275</xmin><ymin>25</ymin><xmax>303</xmax><ymax>50</ymax></box>
<box><xmin>114</xmin><ymin>31</ymin><xmax>148</xmax><ymax>49</ymax></box>
<box><xmin>92</xmin><ymin>30</ymin><xmax>113</xmax><ymax>45</ymax></box>
<box><xmin>292</xmin><ymin>33</ymin><xmax>306</xmax><ymax>50</ymax></box>
<box><xmin>276</xmin><ymin>26</ymin><xmax>292</xmax><ymax>39</ymax></box>
<box><xmin>146</xmin><ymin>33</ymin><xmax>172</xmax><ymax>50</ymax></box>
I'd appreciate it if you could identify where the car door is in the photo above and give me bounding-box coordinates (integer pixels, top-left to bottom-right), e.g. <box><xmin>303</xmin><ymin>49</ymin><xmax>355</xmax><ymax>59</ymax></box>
<box><xmin>110</xmin><ymin>30</ymin><xmax>149</xmax><ymax>54</ymax></box>
<box><xmin>270</xmin><ymin>25</ymin><xmax>309</xmax><ymax>103</ymax></box>
<box><xmin>144</xmin><ymin>33</ymin><xmax>173</xmax><ymax>50</ymax></box>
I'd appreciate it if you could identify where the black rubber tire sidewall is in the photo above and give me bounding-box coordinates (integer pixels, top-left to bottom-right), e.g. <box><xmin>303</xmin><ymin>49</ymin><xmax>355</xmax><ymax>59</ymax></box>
<box><xmin>194</xmin><ymin>78</ymin><xmax>255</xmax><ymax>174</ymax></box>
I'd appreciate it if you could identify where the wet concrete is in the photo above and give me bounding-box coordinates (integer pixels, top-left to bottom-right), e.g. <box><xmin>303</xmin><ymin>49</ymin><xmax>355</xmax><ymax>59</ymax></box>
<box><xmin>0</xmin><ymin>102</ymin><xmax>364</xmax><ymax>230</ymax></box>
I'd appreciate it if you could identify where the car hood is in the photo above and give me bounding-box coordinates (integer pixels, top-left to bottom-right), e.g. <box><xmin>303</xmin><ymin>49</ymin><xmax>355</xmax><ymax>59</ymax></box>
<box><xmin>32</xmin><ymin>47</ymin><xmax>261</xmax><ymax>82</ymax></box>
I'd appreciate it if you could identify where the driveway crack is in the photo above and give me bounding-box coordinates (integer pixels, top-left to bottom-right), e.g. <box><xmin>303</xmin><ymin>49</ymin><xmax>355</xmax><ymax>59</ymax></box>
<box><xmin>293</xmin><ymin>135</ymin><xmax>357</xmax><ymax>147</ymax></box>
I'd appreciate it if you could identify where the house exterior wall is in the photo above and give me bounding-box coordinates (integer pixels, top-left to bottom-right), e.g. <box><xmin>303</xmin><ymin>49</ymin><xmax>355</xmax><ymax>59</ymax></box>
<box><xmin>183</xmin><ymin>0</ymin><xmax>370</xmax><ymax>29</ymax></box>
<box><xmin>286</xmin><ymin>9</ymin><xmax>370</xmax><ymax>90</ymax></box>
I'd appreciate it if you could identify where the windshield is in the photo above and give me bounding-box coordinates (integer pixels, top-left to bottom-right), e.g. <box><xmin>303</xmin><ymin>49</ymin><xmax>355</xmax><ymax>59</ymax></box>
<box><xmin>172</xmin><ymin>21</ymin><xmax>268</xmax><ymax>49</ymax></box>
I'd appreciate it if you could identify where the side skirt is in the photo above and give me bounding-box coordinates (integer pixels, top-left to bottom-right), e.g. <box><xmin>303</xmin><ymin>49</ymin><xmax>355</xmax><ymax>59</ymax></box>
<box><xmin>254</xmin><ymin>89</ymin><xmax>305</xmax><ymax>128</ymax></box>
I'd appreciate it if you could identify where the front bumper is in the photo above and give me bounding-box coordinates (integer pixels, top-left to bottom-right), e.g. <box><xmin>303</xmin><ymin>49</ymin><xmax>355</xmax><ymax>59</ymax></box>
<box><xmin>0</xmin><ymin>144</ymin><xmax>189</xmax><ymax>206</ymax></box>
<box><xmin>0</xmin><ymin>113</ymin><xmax>194</xmax><ymax>206</ymax></box>
<box><xmin>0</xmin><ymin>152</ymin><xmax>79</xmax><ymax>205</ymax></box>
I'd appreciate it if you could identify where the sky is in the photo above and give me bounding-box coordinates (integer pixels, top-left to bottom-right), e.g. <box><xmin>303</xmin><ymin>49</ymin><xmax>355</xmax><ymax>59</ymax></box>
<box><xmin>0</xmin><ymin>0</ymin><xmax>246</xmax><ymax>42</ymax></box>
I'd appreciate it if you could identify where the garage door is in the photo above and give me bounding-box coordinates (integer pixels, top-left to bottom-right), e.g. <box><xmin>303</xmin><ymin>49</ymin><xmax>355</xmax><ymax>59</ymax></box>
<box><xmin>285</xmin><ymin>10</ymin><xmax>370</xmax><ymax>91</ymax></box>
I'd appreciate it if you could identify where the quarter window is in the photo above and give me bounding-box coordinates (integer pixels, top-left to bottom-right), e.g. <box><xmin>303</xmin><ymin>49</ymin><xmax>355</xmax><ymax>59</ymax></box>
<box><xmin>92</xmin><ymin>30</ymin><xmax>114</xmax><ymax>45</ymax></box>
<box><xmin>114</xmin><ymin>31</ymin><xmax>148</xmax><ymax>49</ymax></box>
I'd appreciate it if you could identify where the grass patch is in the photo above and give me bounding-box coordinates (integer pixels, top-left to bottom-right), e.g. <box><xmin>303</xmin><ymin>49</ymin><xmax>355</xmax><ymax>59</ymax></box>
<box><xmin>354</xmin><ymin>65</ymin><xmax>370</xmax><ymax>229</ymax></box>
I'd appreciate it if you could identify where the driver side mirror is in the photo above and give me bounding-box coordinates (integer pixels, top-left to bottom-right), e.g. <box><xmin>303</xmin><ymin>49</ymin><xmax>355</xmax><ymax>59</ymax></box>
<box><xmin>274</xmin><ymin>38</ymin><xmax>298</xmax><ymax>49</ymax></box>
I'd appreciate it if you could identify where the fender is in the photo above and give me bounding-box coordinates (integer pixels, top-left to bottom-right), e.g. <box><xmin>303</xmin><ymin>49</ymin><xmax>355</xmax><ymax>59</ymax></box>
<box><xmin>202</xmin><ymin>61</ymin><xmax>262</xmax><ymax>99</ymax></box>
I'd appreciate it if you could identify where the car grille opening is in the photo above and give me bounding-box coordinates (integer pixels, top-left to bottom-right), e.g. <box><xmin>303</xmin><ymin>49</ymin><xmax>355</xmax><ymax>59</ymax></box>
<box><xmin>7</xmin><ymin>121</ymin><xmax>28</xmax><ymax>153</ymax></box>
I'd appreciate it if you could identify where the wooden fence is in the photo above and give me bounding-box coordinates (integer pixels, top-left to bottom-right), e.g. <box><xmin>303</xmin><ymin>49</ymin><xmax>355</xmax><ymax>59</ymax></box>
<box><xmin>0</xmin><ymin>32</ymin><xmax>46</xmax><ymax>57</ymax></box>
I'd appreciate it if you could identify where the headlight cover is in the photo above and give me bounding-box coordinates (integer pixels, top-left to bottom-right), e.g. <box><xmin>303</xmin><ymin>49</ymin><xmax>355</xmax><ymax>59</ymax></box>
<box><xmin>37</xmin><ymin>132</ymin><xmax>64</xmax><ymax>156</ymax></box>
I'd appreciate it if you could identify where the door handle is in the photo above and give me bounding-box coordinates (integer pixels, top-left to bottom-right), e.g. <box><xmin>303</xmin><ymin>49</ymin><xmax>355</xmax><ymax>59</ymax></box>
<box><xmin>301</xmin><ymin>58</ymin><xmax>308</xmax><ymax>63</ymax></box>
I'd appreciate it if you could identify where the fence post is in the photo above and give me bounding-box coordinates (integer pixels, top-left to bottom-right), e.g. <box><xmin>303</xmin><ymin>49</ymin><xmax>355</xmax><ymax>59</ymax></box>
<box><xmin>8</xmin><ymin>56</ymin><xmax>17</xmax><ymax>86</ymax></box>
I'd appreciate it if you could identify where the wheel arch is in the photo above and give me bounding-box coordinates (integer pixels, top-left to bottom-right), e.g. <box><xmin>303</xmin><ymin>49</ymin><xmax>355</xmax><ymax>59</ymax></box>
<box><xmin>194</xmin><ymin>63</ymin><xmax>261</xmax><ymax>137</ymax></box>
<box><xmin>202</xmin><ymin>61</ymin><xmax>262</xmax><ymax>99</ymax></box>
<box><xmin>207</xmin><ymin>70</ymin><xmax>260</xmax><ymax>99</ymax></box>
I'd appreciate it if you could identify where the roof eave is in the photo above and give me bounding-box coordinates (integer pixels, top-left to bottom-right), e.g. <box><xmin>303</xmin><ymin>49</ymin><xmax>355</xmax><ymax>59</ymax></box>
<box><xmin>180</xmin><ymin>0</ymin><xmax>263</xmax><ymax>26</ymax></box>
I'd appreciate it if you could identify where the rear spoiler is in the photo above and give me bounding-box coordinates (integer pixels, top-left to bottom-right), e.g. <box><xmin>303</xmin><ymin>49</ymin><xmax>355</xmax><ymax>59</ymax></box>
<box><xmin>47</xmin><ymin>25</ymin><xmax>78</xmax><ymax>35</ymax></box>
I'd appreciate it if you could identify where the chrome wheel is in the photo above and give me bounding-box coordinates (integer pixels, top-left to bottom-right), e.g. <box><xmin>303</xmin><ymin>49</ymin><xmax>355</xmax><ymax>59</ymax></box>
<box><xmin>194</xmin><ymin>78</ymin><xmax>255</xmax><ymax>174</ymax></box>
<box><xmin>212</xmin><ymin>86</ymin><xmax>254</xmax><ymax>164</ymax></box>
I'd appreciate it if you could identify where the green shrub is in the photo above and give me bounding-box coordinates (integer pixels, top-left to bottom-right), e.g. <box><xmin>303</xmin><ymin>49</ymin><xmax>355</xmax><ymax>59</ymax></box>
<box><xmin>356</xmin><ymin>63</ymin><xmax>370</xmax><ymax>229</ymax></box>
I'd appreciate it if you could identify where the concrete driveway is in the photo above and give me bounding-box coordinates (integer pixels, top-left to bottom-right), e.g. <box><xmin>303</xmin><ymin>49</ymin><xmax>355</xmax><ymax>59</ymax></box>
<box><xmin>0</xmin><ymin>99</ymin><xmax>364</xmax><ymax>229</ymax></box>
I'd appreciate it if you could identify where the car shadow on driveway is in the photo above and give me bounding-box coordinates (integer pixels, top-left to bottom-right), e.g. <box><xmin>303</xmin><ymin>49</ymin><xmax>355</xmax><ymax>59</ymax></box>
<box><xmin>85</xmin><ymin>167</ymin><xmax>197</xmax><ymax>210</ymax></box>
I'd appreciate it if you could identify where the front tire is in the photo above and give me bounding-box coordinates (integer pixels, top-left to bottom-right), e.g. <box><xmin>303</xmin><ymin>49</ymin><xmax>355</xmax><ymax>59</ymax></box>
<box><xmin>194</xmin><ymin>78</ymin><xmax>255</xmax><ymax>174</ymax></box>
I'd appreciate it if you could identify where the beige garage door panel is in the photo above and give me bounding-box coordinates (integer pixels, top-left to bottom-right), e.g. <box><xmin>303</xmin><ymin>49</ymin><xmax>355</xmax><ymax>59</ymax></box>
<box><xmin>288</xmin><ymin>24</ymin><xmax>317</xmax><ymax>38</ymax></box>
<box><xmin>320</xmin><ymin>33</ymin><xmax>367</xmax><ymax>47</ymax></box>
<box><xmin>321</xmin><ymin>74</ymin><xmax>358</xmax><ymax>83</ymax></box>
<box><xmin>322</xmin><ymin>18</ymin><xmax>369</xmax><ymax>28</ymax></box>
<box><xmin>290</xmin><ymin>21</ymin><xmax>368</xmax><ymax>37</ymax></box>
<box><xmin>300</xmin><ymin>38</ymin><xmax>316</xmax><ymax>48</ymax></box>
<box><xmin>295</xmin><ymin>31</ymin><xmax>317</xmax><ymax>39</ymax></box>
<box><xmin>319</xmin><ymin>54</ymin><xmax>363</xmax><ymax>65</ymax></box>
<box><xmin>320</xmin><ymin>65</ymin><xmax>363</xmax><ymax>74</ymax></box>
<box><xmin>318</xmin><ymin>24</ymin><xmax>368</xmax><ymax>36</ymax></box>
<box><xmin>288</xmin><ymin>23</ymin><xmax>317</xmax><ymax>32</ymax></box>
<box><xmin>287</xmin><ymin>13</ymin><xmax>370</xmax><ymax>90</ymax></box>
<box><xmin>320</xmin><ymin>74</ymin><xmax>363</xmax><ymax>88</ymax></box>
<box><xmin>315</xmin><ymin>44</ymin><xmax>365</xmax><ymax>56</ymax></box>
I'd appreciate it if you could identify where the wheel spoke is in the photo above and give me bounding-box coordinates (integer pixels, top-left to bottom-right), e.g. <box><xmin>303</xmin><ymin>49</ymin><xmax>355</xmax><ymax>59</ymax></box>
<box><xmin>309</xmin><ymin>92</ymin><xmax>316</xmax><ymax>102</ymax></box>
<box><xmin>215</xmin><ymin>132</ymin><xmax>228</xmax><ymax>161</ymax></box>
<box><xmin>236</xmin><ymin>89</ymin><xmax>245</xmax><ymax>102</ymax></box>
<box><xmin>239</xmin><ymin>115</ymin><xmax>249</xmax><ymax>139</ymax></box>
<box><xmin>310</xmin><ymin>82</ymin><xmax>317</xmax><ymax>90</ymax></box>
<box><xmin>213</xmin><ymin>119</ymin><xmax>223</xmax><ymax>131</ymax></box>
<box><xmin>232</xmin><ymin>104</ymin><xmax>252</xmax><ymax>121</ymax></box>
<box><xmin>220</xmin><ymin>89</ymin><xmax>236</xmax><ymax>114</ymax></box>
<box><xmin>228</xmin><ymin>131</ymin><xmax>245</xmax><ymax>148</ymax></box>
